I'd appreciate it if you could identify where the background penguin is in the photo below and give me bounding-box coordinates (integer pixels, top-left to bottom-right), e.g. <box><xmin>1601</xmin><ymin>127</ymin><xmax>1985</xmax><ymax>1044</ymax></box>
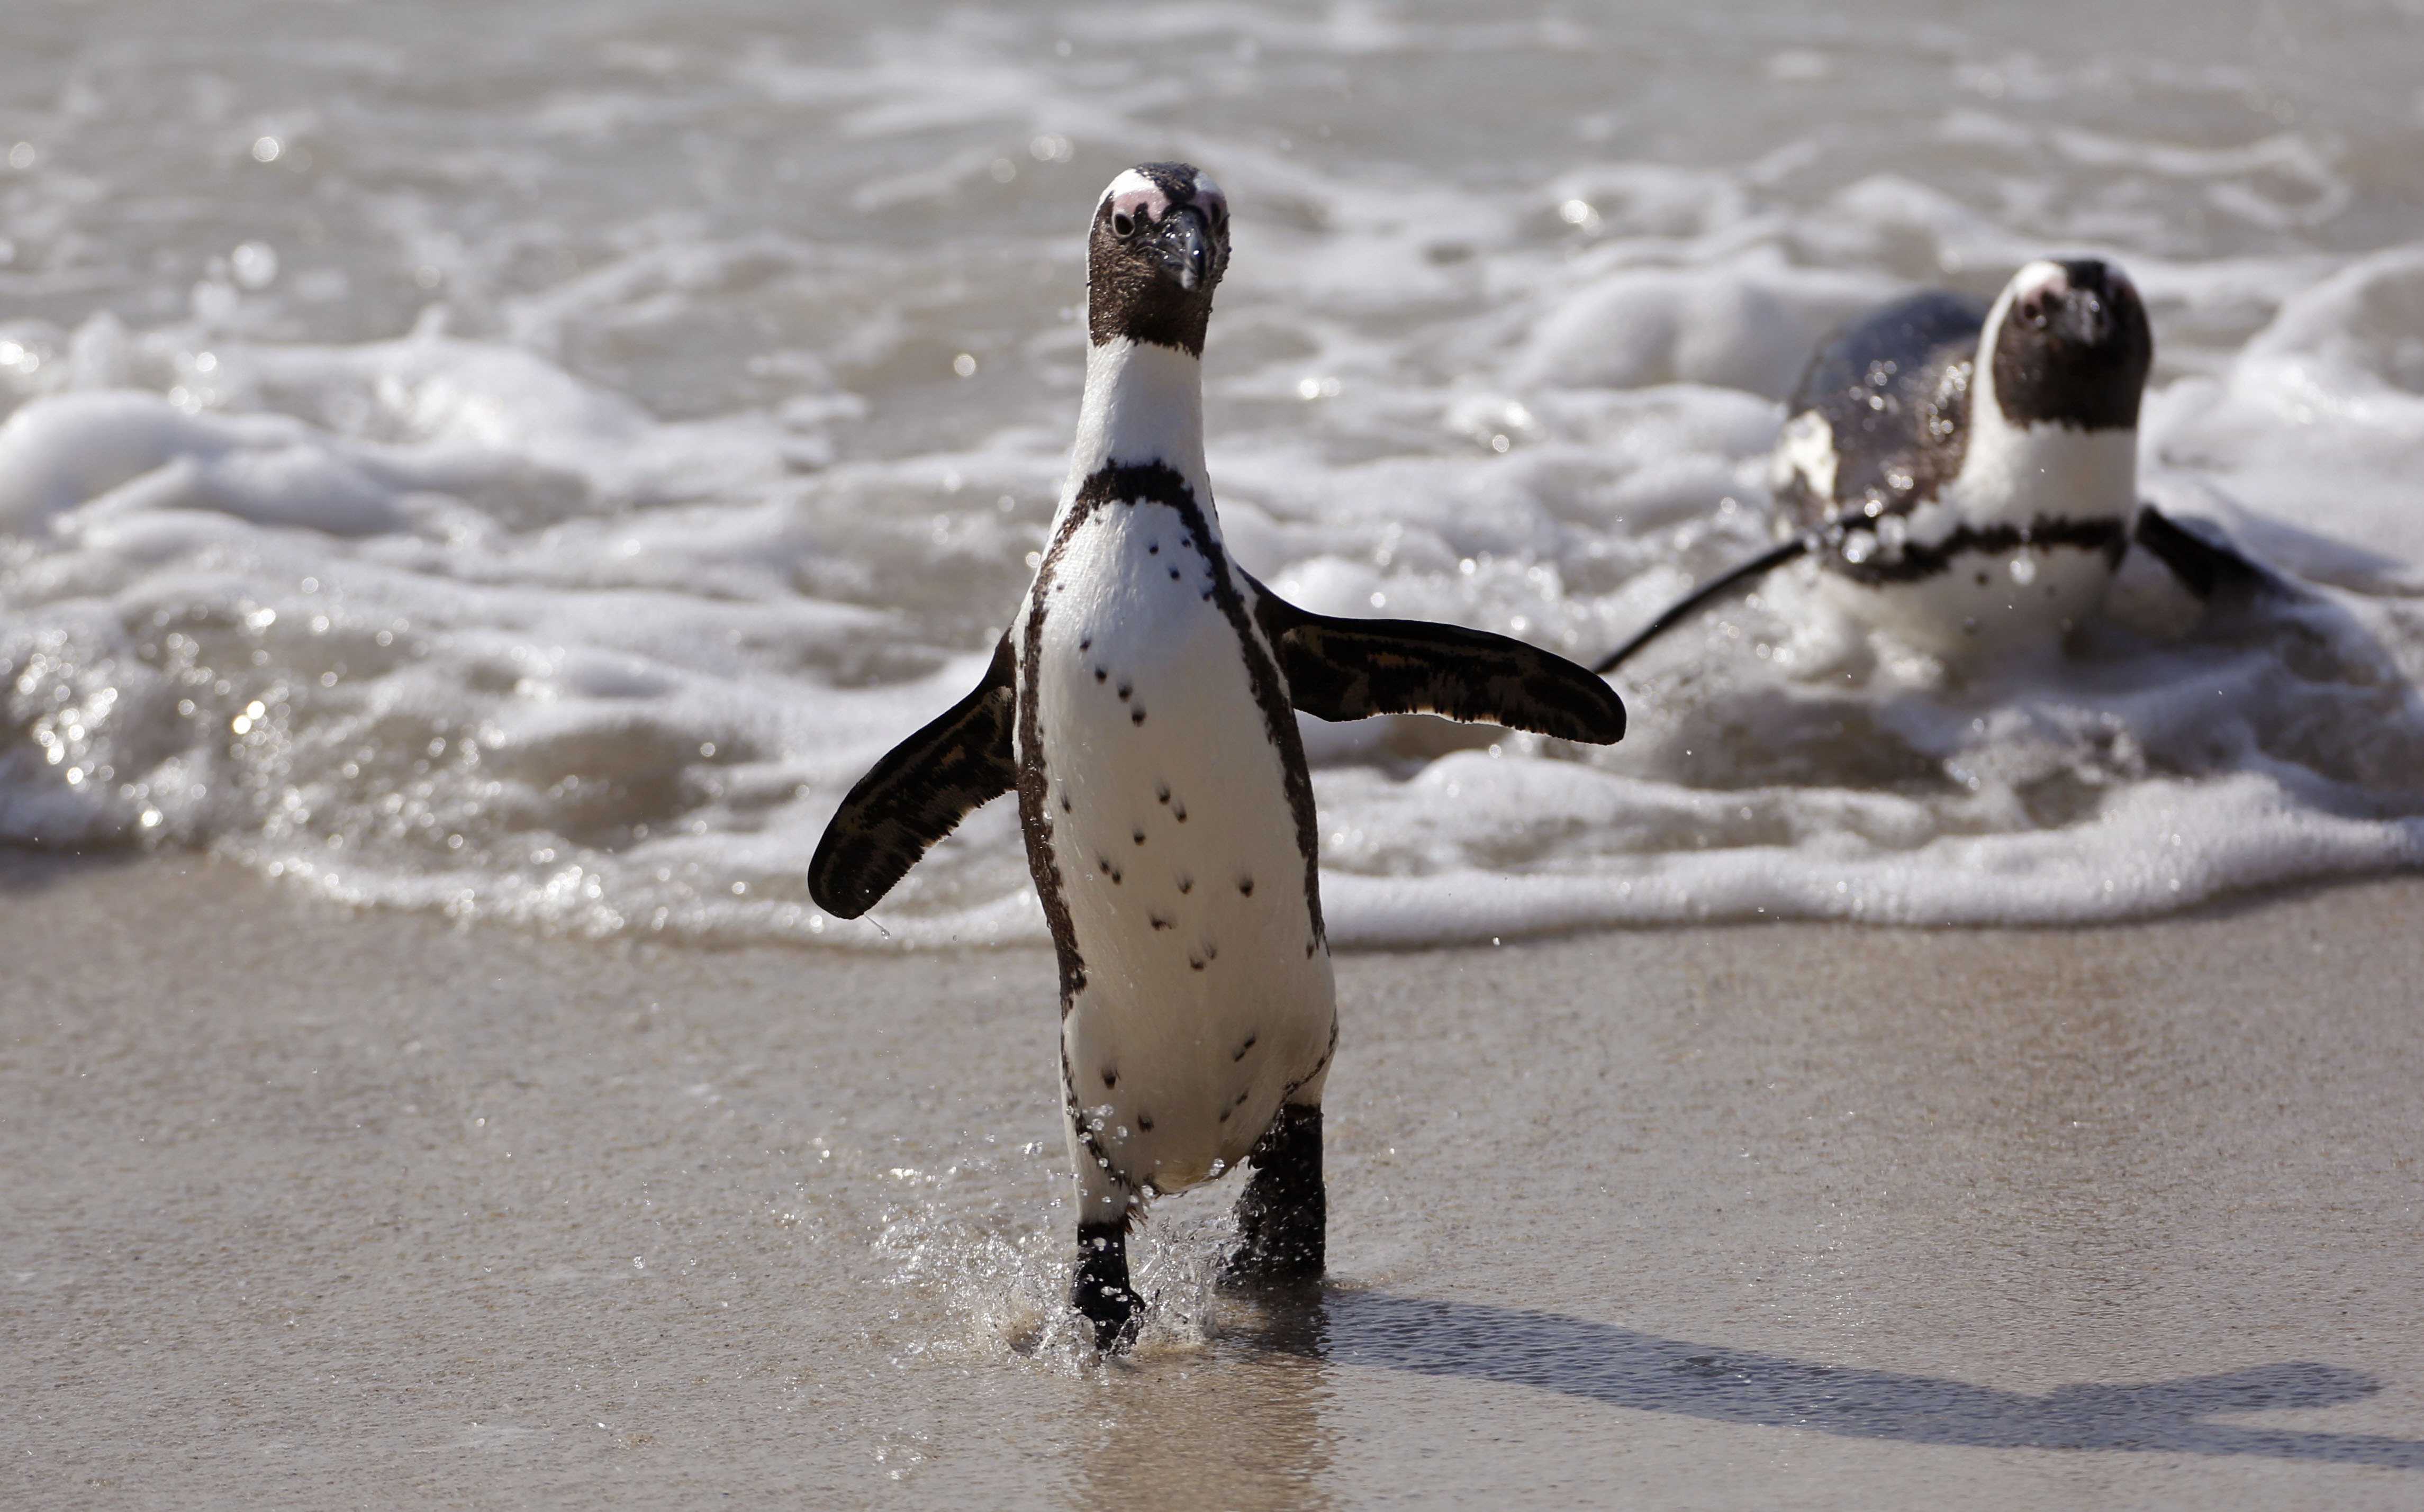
<box><xmin>1596</xmin><ymin>258</ymin><xmax>2274</xmax><ymax>674</ymax></box>
<box><xmin>808</xmin><ymin>162</ymin><xmax>1626</xmax><ymax>1351</ymax></box>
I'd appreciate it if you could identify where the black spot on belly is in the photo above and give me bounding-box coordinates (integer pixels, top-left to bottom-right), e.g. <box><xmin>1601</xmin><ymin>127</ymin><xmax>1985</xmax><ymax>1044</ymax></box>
<box><xmin>1101</xmin><ymin>1066</ymin><xmax>1116</xmax><ymax>1089</ymax></box>
<box><xmin>1172</xmin><ymin>800</ymin><xmax>1186</xmax><ymax>821</ymax></box>
<box><xmin>1189</xmin><ymin>953</ymin><xmax>1205</xmax><ymax>971</ymax></box>
<box><xmin>1117</xmin><ymin>681</ymin><xmax>1131</xmax><ymax>700</ymax></box>
<box><xmin>1132</xmin><ymin>709</ymin><xmax>1147</xmax><ymax>726</ymax></box>
<box><xmin>1112</xmin><ymin>867</ymin><xmax>1123</xmax><ymax>884</ymax></box>
<box><xmin>1169</xmin><ymin>568</ymin><xmax>1180</xmax><ymax>581</ymax></box>
<box><xmin>1133</xmin><ymin>828</ymin><xmax>1146</xmax><ymax>845</ymax></box>
<box><xmin>1219</xmin><ymin>1107</ymin><xmax>1230</xmax><ymax>1122</ymax></box>
<box><xmin>1094</xmin><ymin>665</ymin><xmax>1106</xmax><ymax>682</ymax></box>
<box><xmin>1061</xmin><ymin>792</ymin><xmax>1072</xmax><ymax>813</ymax></box>
<box><xmin>1233</xmin><ymin>1032</ymin><xmax>1256</xmax><ymax>1061</ymax></box>
<box><xmin>1149</xmin><ymin>912</ymin><xmax>1172</xmax><ymax>930</ymax></box>
<box><xmin>1204</xmin><ymin>938</ymin><xmax>1218</xmax><ymax>961</ymax></box>
<box><xmin>1178</xmin><ymin>874</ymin><xmax>1193</xmax><ymax>894</ymax></box>
<box><xmin>1975</xmin><ymin>571</ymin><xmax>1989</xmax><ymax>586</ymax></box>
<box><xmin>1137</xmin><ymin>1111</ymin><xmax>1154</xmax><ymax>1130</ymax></box>
<box><xmin>1079</xmin><ymin>637</ymin><xmax>1092</xmax><ymax>651</ymax></box>
<box><xmin>1237</xmin><ymin>874</ymin><xmax>1253</xmax><ymax>897</ymax></box>
<box><xmin>1098</xmin><ymin>855</ymin><xmax>1110</xmax><ymax>873</ymax></box>
<box><xmin>1155</xmin><ymin>782</ymin><xmax>1170</xmax><ymax>804</ymax></box>
<box><xmin>1148</xmin><ymin>542</ymin><xmax>1160</xmax><ymax>555</ymax></box>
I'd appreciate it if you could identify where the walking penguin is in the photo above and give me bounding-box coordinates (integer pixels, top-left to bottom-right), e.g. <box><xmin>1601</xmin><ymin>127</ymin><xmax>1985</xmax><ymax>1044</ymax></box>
<box><xmin>808</xmin><ymin>163</ymin><xmax>1627</xmax><ymax>1350</ymax></box>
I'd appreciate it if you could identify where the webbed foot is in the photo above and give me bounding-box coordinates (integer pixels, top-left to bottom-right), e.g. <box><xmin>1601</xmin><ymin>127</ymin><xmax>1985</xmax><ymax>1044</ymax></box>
<box><xmin>1072</xmin><ymin>1220</ymin><xmax>1141</xmax><ymax>1351</ymax></box>
<box><xmin>1226</xmin><ymin>1102</ymin><xmax>1326</xmax><ymax>1285</ymax></box>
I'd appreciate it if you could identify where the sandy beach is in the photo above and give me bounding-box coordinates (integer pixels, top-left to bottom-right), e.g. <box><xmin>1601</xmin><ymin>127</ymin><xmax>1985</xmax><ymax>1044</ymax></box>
<box><xmin>5</xmin><ymin>857</ymin><xmax>2421</xmax><ymax>1508</ymax></box>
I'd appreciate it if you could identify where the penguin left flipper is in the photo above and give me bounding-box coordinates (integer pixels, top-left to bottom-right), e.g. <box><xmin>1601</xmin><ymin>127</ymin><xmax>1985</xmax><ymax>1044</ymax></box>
<box><xmin>2132</xmin><ymin>502</ymin><xmax>2285</xmax><ymax>603</ymax></box>
<box><xmin>808</xmin><ymin>635</ymin><xmax>1017</xmax><ymax>919</ymax></box>
<box><xmin>1245</xmin><ymin>574</ymin><xmax>1627</xmax><ymax>744</ymax></box>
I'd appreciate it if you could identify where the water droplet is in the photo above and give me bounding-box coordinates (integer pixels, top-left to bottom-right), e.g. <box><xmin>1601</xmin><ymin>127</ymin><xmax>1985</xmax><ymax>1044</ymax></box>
<box><xmin>231</xmin><ymin>241</ymin><xmax>279</xmax><ymax>289</ymax></box>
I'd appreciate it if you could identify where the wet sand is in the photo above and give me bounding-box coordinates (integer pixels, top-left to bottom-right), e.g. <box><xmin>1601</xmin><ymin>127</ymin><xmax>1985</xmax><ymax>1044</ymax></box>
<box><xmin>5</xmin><ymin>856</ymin><xmax>2422</xmax><ymax>1509</ymax></box>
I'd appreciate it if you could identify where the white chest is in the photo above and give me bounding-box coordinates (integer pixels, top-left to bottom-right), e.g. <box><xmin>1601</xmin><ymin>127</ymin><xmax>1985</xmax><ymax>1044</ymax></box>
<box><xmin>1017</xmin><ymin>499</ymin><xmax>1335</xmax><ymax>1193</ymax></box>
<box><xmin>1818</xmin><ymin>536</ymin><xmax>2120</xmax><ymax>657</ymax></box>
<box><xmin>1832</xmin><ymin>422</ymin><xmax>2139</xmax><ymax>657</ymax></box>
<box><xmin>1942</xmin><ymin>420</ymin><xmax>2137</xmax><ymax>531</ymax></box>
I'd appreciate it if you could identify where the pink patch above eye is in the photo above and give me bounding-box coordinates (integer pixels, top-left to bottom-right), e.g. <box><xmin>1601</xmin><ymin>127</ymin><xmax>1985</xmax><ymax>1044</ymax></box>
<box><xmin>1111</xmin><ymin>188</ymin><xmax>1169</xmax><ymax>224</ymax></box>
<box><xmin>2010</xmin><ymin>262</ymin><xmax>2069</xmax><ymax>302</ymax></box>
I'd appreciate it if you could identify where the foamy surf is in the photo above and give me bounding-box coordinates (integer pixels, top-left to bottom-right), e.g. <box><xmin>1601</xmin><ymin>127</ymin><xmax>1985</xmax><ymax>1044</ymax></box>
<box><xmin>2</xmin><ymin>1</ymin><xmax>2420</xmax><ymax>945</ymax></box>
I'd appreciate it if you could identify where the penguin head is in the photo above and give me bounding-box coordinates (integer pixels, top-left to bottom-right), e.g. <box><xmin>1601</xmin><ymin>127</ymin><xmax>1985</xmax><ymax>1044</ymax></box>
<box><xmin>1087</xmin><ymin>162</ymin><xmax>1231</xmax><ymax>356</ymax></box>
<box><xmin>1985</xmin><ymin>258</ymin><xmax>2152</xmax><ymax>432</ymax></box>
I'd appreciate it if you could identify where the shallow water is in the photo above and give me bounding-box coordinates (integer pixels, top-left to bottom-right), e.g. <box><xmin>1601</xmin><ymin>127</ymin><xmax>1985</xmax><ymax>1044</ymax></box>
<box><xmin>2</xmin><ymin>0</ymin><xmax>2422</xmax><ymax>944</ymax></box>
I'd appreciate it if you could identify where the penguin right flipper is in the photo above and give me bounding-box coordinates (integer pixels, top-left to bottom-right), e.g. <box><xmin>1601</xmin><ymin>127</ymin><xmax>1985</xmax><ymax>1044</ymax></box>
<box><xmin>1246</xmin><ymin>575</ymin><xmax>1626</xmax><ymax>744</ymax></box>
<box><xmin>2132</xmin><ymin>503</ymin><xmax>2283</xmax><ymax>602</ymax></box>
<box><xmin>1591</xmin><ymin>501</ymin><xmax>1920</xmax><ymax>674</ymax></box>
<box><xmin>1591</xmin><ymin>531</ymin><xmax>1822</xmax><ymax>675</ymax></box>
<box><xmin>808</xmin><ymin>636</ymin><xmax>1017</xmax><ymax>919</ymax></box>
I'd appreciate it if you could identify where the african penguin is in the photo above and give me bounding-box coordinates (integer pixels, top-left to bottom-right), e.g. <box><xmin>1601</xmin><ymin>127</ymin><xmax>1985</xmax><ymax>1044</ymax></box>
<box><xmin>1596</xmin><ymin>258</ymin><xmax>2273</xmax><ymax>674</ymax></box>
<box><xmin>809</xmin><ymin>162</ymin><xmax>1626</xmax><ymax>1351</ymax></box>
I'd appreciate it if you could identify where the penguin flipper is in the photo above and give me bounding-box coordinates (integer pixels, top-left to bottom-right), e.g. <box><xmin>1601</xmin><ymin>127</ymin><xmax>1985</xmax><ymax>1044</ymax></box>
<box><xmin>1246</xmin><ymin>576</ymin><xmax>1625</xmax><ymax>745</ymax></box>
<box><xmin>1592</xmin><ymin>532</ymin><xmax>1817</xmax><ymax>675</ymax></box>
<box><xmin>2132</xmin><ymin>502</ymin><xmax>2282</xmax><ymax>602</ymax></box>
<box><xmin>808</xmin><ymin>636</ymin><xmax>1017</xmax><ymax>919</ymax></box>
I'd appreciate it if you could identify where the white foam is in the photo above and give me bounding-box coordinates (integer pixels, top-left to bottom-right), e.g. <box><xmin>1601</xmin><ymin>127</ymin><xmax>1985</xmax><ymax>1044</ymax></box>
<box><xmin>1</xmin><ymin>2</ymin><xmax>2419</xmax><ymax>946</ymax></box>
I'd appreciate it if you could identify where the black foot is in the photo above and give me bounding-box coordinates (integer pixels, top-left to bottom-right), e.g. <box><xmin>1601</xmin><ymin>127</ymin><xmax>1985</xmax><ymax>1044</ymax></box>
<box><xmin>1226</xmin><ymin>1102</ymin><xmax>1325</xmax><ymax>1285</ymax></box>
<box><xmin>1071</xmin><ymin>1220</ymin><xmax>1141</xmax><ymax>1351</ymax></box>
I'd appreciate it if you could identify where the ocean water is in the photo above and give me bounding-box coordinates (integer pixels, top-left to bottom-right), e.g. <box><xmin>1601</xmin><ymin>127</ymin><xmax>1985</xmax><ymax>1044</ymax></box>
<box><xmin>2</xmin><ymin>0</ymin><xmax>2422</xmax><ymax>946</ymax></box>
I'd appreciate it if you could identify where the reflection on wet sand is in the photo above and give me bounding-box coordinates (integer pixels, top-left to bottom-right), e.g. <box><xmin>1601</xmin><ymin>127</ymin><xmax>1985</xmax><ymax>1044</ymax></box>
<box><xmin>1070</xmin><ymin>1290</ymin><xmax>1336</xmax><ymax>1512</ymax></box>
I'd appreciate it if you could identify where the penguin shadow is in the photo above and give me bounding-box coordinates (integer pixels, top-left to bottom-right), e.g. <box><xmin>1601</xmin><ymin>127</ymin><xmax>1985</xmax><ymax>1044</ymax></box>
<box><xmin>1226</xmin><ymin>1289</ymin><xmax>2424</xmax><ymax>1469</ymax></box>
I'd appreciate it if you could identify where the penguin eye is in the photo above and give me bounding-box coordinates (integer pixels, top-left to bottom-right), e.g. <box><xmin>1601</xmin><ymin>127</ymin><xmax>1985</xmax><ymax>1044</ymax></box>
<box><xmin>1112</xmin><ymin>211</ymin><xmax>1135</xmax><ymax>238</ymax></box>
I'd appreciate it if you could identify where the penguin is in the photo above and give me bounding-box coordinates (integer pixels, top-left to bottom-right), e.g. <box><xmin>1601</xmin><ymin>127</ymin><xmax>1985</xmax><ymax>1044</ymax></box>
<box><xmin>808</xmin><ymin>163</ymin><xmax>1627</xmax><ymax>1351</ymax></box>
<box><xmin>1594</xmin><ymin>258</ymin><xmax>2275</xmax><ymax>674</ymax></box>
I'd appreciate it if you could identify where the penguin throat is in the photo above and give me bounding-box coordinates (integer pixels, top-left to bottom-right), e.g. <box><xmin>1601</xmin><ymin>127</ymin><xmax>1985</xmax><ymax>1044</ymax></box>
<box><xmin>1059</xmin><ymin>337</ymin><xmax>1211</xmax><ymax>529</ymax></box>
<box><xmin>1946</xmin><ymin>412</ymin><xmax>2138</xmax><ymax>529</ymax></box>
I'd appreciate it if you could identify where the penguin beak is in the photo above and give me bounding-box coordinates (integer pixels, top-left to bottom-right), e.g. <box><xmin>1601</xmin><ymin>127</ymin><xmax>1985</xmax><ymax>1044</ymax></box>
<box><xmin>2052</xmin><ymin>287</ymin><xmax>2112</xmax><ymax>348</ymax></box>
<box><xmin>1146</xmin><ymin>206</ymin><xmax>1212</xmax><ymax>291</ymax></box>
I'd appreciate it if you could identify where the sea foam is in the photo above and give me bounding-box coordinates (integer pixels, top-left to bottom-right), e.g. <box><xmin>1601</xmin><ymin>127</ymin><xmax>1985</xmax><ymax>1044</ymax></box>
<box><xmin>1</xmin><ymin>2</ymin><xmax>2419</xmax><ymax>945</ymax></box>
